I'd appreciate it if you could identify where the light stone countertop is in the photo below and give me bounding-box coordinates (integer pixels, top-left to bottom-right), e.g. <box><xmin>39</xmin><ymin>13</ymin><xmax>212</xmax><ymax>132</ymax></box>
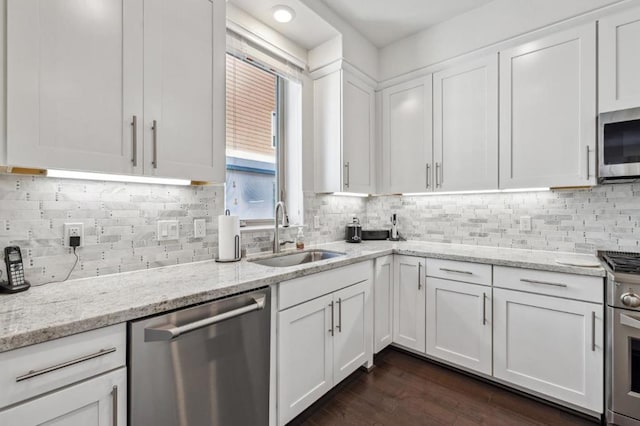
<box><xmin>0</xmin><ymin>240</ymin><xmax>605</xmax><ymax>353</ymax></box>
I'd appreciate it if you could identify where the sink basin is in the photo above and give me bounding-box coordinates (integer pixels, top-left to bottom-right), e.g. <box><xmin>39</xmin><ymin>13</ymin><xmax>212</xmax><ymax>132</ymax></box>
<box><xmin>250</xmin><ymin>250</ymin><xmax>345</xmax><ymax>268</ymax></box>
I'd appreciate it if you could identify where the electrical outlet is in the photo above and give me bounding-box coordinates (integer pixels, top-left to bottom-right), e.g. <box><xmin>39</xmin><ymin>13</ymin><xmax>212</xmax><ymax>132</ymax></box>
<box><xmin>194</xmin><ymin>218</ymin><xmax>206</xmax><ymax>238</ymax></box>
<box><xmin>64</xmin><ymin>223</ymin><xmax>84</xmax><ymax>247</ymax></box>
<box><xmin>157</xmin><ymin>220</ymin><xmax>179</xmax><ymax>241</ymax></box>
<box><xmin>519</xmin><ymin>216</ymin><xmax>532</xmax><ymax>232</ymax></box>
<box><xmin>314</xmin><ymin>216</ymin><xmax>321</xmax><ymax>229</ymax></box>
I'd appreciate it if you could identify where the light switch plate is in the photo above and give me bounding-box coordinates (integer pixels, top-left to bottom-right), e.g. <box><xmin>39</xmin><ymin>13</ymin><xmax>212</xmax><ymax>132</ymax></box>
<box><xmin>194</xmin><ymin>219</ymin><xmax>206</xmax><ymax>238</ymax></box>
<box><xmin>157</xmin><ymin>220</ymin><xmax>179</xmax><ymax>241</ymax></box>
<box><xmin>519</xmin><ymin>216</ymin><xmax>532</xmax><ymax>232</ymax></box>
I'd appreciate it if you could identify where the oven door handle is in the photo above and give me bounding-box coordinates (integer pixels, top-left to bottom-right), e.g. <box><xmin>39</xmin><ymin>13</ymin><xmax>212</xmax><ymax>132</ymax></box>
<box><xmin>620</xmin><ymin>313</ymin><xmax>640</xmax><ymax>330</ymax></box>
<box><xmin>144</xmin><ymin>296</ymin><xmax>266</xmax><ymax>341</ymax></box>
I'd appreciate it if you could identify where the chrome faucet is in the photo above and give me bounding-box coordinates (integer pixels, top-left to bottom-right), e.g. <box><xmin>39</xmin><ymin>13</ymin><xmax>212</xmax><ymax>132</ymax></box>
<box><xmin>273</xmin><ymin>201</ymin><xmax>291</xmax><ymax>253</ymax></box>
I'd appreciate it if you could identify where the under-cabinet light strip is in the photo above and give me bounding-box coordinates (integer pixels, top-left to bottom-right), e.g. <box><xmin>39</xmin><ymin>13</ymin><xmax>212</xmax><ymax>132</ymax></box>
<box><xmin>47</xmin><ymin>169</ymin><xmax>191</xmax><ymax>186</ymax></box>
<box><xmin>402</xmin><ymin>188</ymin><xmax>550</xmax><ymax>196</ymax></box>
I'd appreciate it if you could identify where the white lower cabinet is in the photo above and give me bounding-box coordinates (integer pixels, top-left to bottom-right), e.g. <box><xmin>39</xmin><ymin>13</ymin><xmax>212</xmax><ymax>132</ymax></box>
<box><xmin>493</xmin><ymin>288</ymin><xmax>603</xmax><ymax>412</ymax></box>
<box><xmin>278</xmin><ymin>276</ymin><xmax>372</xmax><ymax>425</ymax></box>
<box><xmin>393</xmin><ymin>255</ymin><xmax>426</xmax><ymax>353</ymax></box>
<box><xmin>278</xmin><ymin>294</ymin><xmax>334</xmax><ymax>425</ymax></box>
<box><xmin>374</xmin><ymin>255</ymin><xmax>393</xmax><ymax>353</ymax></box>
<box><xmin>0</xmin><ymin>368</ymin><xmax>126</xmax><ymax>426</ymax></box>
<box><xmin>426</xmin><ymin>277</ymin><xmax>492</xmax><ymax>375</ymax></box>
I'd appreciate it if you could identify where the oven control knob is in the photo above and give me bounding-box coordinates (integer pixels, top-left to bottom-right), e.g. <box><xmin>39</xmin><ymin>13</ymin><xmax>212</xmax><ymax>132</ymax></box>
<box><xmin>621</xmin><ymin>292</ymin><xmax>640</xmax><ymax>308</ymax></box>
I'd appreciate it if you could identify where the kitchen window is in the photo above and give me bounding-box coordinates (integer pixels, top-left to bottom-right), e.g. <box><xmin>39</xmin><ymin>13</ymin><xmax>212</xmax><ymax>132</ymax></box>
<box><xmin>226</xmin><ymin>53</ymin><xmax>282</xmax><ymax>222</ymax></box>
<box><xmin>225</xmin><ymin>28</ymin><xmax>304</xmax><ymax>227</ymax></box>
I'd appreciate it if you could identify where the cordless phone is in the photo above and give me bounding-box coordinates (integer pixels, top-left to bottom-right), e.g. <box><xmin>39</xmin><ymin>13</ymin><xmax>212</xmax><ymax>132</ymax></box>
<box><xmin>1</xmin><ymin>246</ymin><xmax>30</xmax><ymax>293</ymax></box>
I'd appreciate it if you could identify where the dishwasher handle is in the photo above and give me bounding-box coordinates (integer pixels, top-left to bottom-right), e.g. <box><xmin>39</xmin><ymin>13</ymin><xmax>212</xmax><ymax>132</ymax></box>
<box><xmin>144</xmin><ymin>295</ymin><xmax>267</xmax><ymax>342</ymax></box>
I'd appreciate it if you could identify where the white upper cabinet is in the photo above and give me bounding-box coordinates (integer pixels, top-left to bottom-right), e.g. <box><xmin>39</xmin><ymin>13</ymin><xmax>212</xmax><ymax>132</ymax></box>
<box><xmin>314</xmin><ymin>67</ymin><xmax>375</xmax><ymax>194</ymax></box>
<box><xmin>143</xmin><ymin>0</ymin><xmax>225</xmax><ymax>182</ymax></box>
<box><xmin>381</xmin><ymin>75</ymin><xmax>433</xmax><ymax>194</ymax></box>
<box><xmin>499</xmin><ymin>23</ymin><xmax>597</xmax><ymax>188</ymax></box>
<box><xmin>5</xmin><ymin>0</ymin><xmax>225</xmax><ymax>182</ymax></box>
<box><xmin>433</xmin><ymin>55</ymin><xmax>498</xmax><ymax>191</ymax></box>
<box><xmin>599</xmin><ymin>6</ymin><xmax>640</xmax><ymax>112</ymax></box>
<box><xmin>6</xmin><ymin>0</ymin><xmax>143</xmax><ymax>174</ymax></box>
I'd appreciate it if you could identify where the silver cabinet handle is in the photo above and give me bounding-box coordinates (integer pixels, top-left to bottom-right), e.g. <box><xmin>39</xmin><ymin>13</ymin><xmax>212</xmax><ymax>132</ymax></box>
<box><xmin>435</xmin><ymin>163</ymin><xmax>440</xmax><ymax>187</ymax></box>
<box><xmin>591</xmin><ymin>311</ymin><xmax>596</xmax><ymax>352</ymax></box>
<box><xmin>520</xmin><ymin>278</ymin><xmax>567</xmax><ymax>288</ymax></box>
<box><xmin>418</xmin><ymin>262</ymin><xmax>423</xmax><ymax>290</ymax></box>
<box><xmin>131</xmin><ymin>115</ymin><xmax>138</xmax><ymax>167</ymax></box>
<box><xmin>482</xmin><ymin>292</ymin><xmax>487</xmax><ymax>325</ymax></box>
<box><xmin>426</xmin><ymin>163</ymin><xmax>430</xmax><ymax>189</ymax></box>
<box><xmin>152</xmin><ymin>120</ymin><xmax>158</xmax><ymax>169</ymax></box>
<box><xmin>586</xmin><ymin>146</ymin><xmax>591</xmax><ymax>180</ymax></box>
<box><xmin>145</xmin><ymin>296</ymin><xmax>266</xmax><ymax>341</ymax></box>
<box><xmin>328</xmin><ymin>301</ymin><xmax>335</xmax><ymax>336</ymax></box>
<box><xmin>440</xmin><ymin>267</ymin><xmax>473</xmax><ymax>275</ymax></box>
<box><xmin>112</xmin><ymin>385</ymin><xmax>118</xmax><ymax>426</ymax></box>
<box><xmin>344</xmin><ymin>162</ymin><xmax>350</xmax><ymax>188</ymax></box>
<box><xmin>337</xmin><ymin>298</ymin><xmax>342</xmax><ymax>333</ymax></box>
<box><xmin>16</xmin><ymin>347</ymin><xmax>117</xmax><ymax>382</ymax></box>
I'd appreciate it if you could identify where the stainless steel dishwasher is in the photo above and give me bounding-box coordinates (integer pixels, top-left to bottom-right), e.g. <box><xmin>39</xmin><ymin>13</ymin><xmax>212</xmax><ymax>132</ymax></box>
<box><xmin>129</xmin><ymin>287</ymin><xmax>271</xmax><ymax>426</ymax></box>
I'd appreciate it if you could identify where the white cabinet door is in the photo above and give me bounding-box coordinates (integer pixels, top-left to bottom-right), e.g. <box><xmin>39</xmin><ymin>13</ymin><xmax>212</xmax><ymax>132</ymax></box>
<box><xmin>382</xmin><ymin>76</ymin><xmax>433</xmax><ymax>194</ymax></box>
<box><xmin>6</xmin><ymin>0</ymin><xmax>143</xmax><ymax>174</ymax></box>
<box><xmin>374</xmin><ymin>255</ymin><xmax>394</xmax><ymax>353</ymax></box>
<box><xmin>313</xmin><ymin>71</ymin><xmax>342</xmax><ymax>193</ymax></box>
<box><xmin>278</xmin><ymin>294</ymin><xmax>334</xmax><ymax>425</ymax></box>
<box><xmin>333</xmin><ymin>280</ymin><xmax>372</xmax><ymax>383</ymax></box>
<box><xmin>426</xmin><ymin>278</ymin><xmax>492</xmax><ymax>375</ymax></box>
<box><xmin>343</xmin><ymin>71</ymin><xmax>375</xmax><ymax>194</ymax></box>
<box><xmin>599</xmin><ymin>6</ymin><xmax>640</xmax><ymax>112</ymax></box>
<box><xmin>393</xmin><ymin>256</ymin><xmax>426</xmax><ymax>353</ymax></box>
<box><xmin>493</xmin><ymin>288</ymin><xmax>603</xmax><ymax>412</ymax></box>
<box><xmin>434</xmin><ymin>55</ymin><xmax>498</xmax><ymax>191</ymax></box>
<box><xmin>0</xmin><ymin>368</ymin><xmax>126</xmax><ymax>426</ymax></box>
<box><xmin>314</xmin><ymin>69</ymin><xmax>375</xmax><ymax>194</ymax></box>
<box><xmin>143</xmin><ymin>0</ymin><xmax>225</xmax><ymax>182</ymax></box>
<box><xmin>499</xmin><ymin>23</ymin><xmax>596</xmax><ymax>188</ymax></box>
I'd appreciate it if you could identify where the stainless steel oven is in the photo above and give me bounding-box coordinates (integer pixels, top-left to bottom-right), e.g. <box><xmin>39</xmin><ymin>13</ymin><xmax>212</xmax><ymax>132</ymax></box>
<box><xmin>601</xmin><ymin>251</ymin><xmax>640</xmax><ymax>425</ymax></box>
<box><xmin>599</xmin><ymin>107</ymin><xmax>640</xmax><ymax>181</ymax></box>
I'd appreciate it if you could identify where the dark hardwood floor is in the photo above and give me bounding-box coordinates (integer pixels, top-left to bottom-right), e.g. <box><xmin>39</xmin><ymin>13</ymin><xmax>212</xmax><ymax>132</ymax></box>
<box><xmin>290</xmin><ymin>348</ymin><xmax>598</xmax><ymax>426</ymax></box>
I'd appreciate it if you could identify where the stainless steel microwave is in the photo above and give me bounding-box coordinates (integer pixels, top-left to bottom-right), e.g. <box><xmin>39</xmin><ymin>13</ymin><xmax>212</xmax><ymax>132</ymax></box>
<box><xmin>599</xmin><ymin>107</ymin><xmax>640</xmax><ymax>181</ymax></box>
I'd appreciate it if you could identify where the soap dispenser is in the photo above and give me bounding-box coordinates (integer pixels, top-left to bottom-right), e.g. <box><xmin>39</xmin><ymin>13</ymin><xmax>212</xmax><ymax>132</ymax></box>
<box><xmin>296</xmin><ymin>226</ymin><xmax>305</xmax><ymax>249</ymax></box>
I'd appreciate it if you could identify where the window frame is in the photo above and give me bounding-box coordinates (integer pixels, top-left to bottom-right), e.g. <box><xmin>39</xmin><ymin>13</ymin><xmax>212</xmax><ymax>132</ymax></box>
<box><xmin>225</xmin><ymin>53</ymin><xmax>286</xmax><ymax>226</ymax></box>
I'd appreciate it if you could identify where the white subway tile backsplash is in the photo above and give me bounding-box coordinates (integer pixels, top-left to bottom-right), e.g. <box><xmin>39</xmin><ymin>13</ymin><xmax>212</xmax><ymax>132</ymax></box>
<box><xmin>1</xmin><ymin>173</ymin><xmax>638</xmax><ymax>286</ymax></box>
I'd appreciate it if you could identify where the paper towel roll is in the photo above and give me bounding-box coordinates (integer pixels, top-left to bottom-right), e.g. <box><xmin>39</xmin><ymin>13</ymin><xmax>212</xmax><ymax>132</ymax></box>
<box><xmin>218</xmin><ymin>214</ymin><xmax>240</xmax><ymax>261</ymax></box>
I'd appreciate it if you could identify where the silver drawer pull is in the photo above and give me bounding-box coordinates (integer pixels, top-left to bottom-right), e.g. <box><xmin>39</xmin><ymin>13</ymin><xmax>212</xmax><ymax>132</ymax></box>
<box><xmin>440</xmin><ymin>267</ymin><xmax>473</xmax><ymax>275</ymax></box>
<box><xmin>16</xmin><ymin>347</ymin><xmax>117</xmax><ymax>382</ymax></box>
<box><xmin>145</xmin><ymin>296</ymin><xmax>266</xmax><ymax>341</ymax></box>
<box><xmin>520</xmin><ymin>278</ymin><xmax>567</xmax><ymax>288</ymax></box>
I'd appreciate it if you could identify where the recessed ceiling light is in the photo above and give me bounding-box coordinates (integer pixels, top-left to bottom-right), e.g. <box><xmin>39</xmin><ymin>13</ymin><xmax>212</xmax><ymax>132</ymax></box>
<box><xmin>272</xmin><ymin>5</ymin><xmax>295</xmax><ymax>23</ymax></box>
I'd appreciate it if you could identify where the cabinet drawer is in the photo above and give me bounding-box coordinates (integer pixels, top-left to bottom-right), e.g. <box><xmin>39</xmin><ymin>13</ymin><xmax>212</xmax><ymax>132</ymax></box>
<box><xmin>0</xmin><ymin>324</ymin><xmax>126</xmax><ymax>408</ymax></box>
<box><xmin>279</xmin><ymin>261</ymin><xmax>372</xmax><ymax>311</ymax></box>
<box><xmin>427</xmin><ymin>258</ymin><xmax>492</xmax><ymax>286</ymax></box>
<box><xmin>494</xmin><ymin>266</ymin><xmax>603</xmax><ymax>303</ymax></box>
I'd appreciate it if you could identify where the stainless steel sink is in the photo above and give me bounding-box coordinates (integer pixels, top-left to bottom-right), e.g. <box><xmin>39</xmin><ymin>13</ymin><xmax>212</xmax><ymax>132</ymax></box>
<box><xmin>249</xmin><ymin>249</ymin><xmax>345</xmax><ymax>267</ymax></box>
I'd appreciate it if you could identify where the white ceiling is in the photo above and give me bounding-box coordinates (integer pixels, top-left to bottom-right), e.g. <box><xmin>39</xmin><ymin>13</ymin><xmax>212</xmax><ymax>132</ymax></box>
<box><xmin>229</xmin><ymin>0</ymin><xmax>339</xmax><ymax>50</ymax></box>
<box><xmin>321</xmin><ymin>0</ymin><xmax>495</xmax><ymax>47</ymax></box>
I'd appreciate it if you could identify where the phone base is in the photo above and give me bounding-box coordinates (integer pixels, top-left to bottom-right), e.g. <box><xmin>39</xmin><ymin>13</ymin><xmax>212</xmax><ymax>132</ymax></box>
<box><xmin>0</xmin><ymin>281</ymin><xmax>30</xmax><ymax>294</ymax></box>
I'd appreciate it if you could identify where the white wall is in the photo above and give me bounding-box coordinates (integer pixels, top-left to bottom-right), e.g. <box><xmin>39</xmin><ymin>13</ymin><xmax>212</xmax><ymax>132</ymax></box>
<box><xmin>379</xmin><ymin>0</ymin><xmax>633</xmax><ymax>81</ymax></box>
